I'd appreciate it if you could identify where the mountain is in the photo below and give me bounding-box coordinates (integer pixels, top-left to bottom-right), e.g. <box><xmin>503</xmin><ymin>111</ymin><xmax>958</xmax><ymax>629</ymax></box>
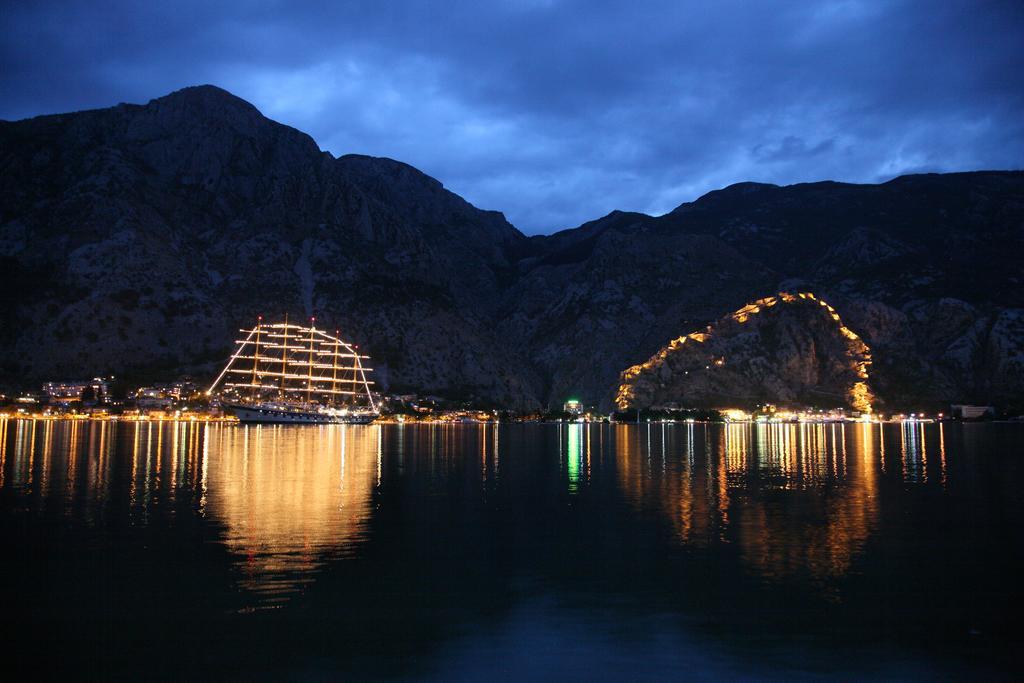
<box><xmin>528</xmin><ymin>175</ymin><xmax>1024</xmax><ymax>411</ymax></box>
<box><xmin>516</xmin><ymin>173</ymin><xmax>1024</xmax><ymax>410</ymax></box>
<box><xmin>0</xmin><ymin>85</ymin><xmax>541</xmax><ymax>407</ymax></box>
<box><xmin>2</xmin><ymin>86</ymin><xmax>1022</xmax><ymax>411</ymax></box>
<box><xmin>667</xmin><ymin>175</ymin><xmax>1024</xmax><ymax>408</ymax></box>
<box><xmin>615</xmin><ymin>293</ymin><xmax>873</xmax><ymax>413</ymax></box>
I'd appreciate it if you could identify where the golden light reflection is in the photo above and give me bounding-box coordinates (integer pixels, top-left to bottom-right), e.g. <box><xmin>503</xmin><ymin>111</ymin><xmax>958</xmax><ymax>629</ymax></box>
<box><xmin>614</xmin><ymin>422</ymin><xmax>882</xmax><ymax>587</ymax></box>
<box><xmin>0</xmin><ymin>418</ymin><xmax>379</xmax><ymax>606</ymax></box>
<box><xmin>203</xmin><ymin>424</ymin><xmax>379</xmax><ymax>603</ymax></box>
<box><xmin>0</xmin><ymin>418</ymin><xmax>7</xmax><ymax>488</ymax></box>
<box><xmin>615</xmin><ymin>423</ymin><xmax>723</xmax><ymax>545</ymax></box>
<box><xmin>735</xmin><ymin>422</ymin><xmax>879</xmax><ymax>583</ymax></box>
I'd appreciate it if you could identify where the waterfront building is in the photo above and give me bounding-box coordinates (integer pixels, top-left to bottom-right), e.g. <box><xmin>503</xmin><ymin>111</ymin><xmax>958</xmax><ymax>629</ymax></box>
<box><xmin>42</xmin><ymin>377</ymin><xmax>112</xmax><ymax>405</ymax></box>
<box><xmin>135</xmin><ymin>387</ymin><xmax>174</xmax><ymax>410</ymax></box>
<box><xmin>135</xmin><ymin>380</ymin><xmax>198</xmax><ymax>403</ymax></box>
<box><xmin>951</xmin><ymin>404</ymin><xmax>995</xmax><ymax>419</ymax></box>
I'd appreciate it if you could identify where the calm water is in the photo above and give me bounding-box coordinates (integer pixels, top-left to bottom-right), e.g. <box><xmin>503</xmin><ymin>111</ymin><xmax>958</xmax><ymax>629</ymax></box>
<box><xmin>1</xmin><ymin>419</ymin><xmax>1022</xmax><ymax>680</ymax></box>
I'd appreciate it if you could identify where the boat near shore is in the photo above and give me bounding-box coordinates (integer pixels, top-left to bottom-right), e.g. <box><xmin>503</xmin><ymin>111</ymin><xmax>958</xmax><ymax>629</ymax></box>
<box><xmin>208</xmin><ymin>317</ymin><xmax>379</xmax><ymax>425</ymax></box>
<box><xmin>219</xmin><ymin>401</ymin><xmax>378</xmax><ymax>424</ymax></box>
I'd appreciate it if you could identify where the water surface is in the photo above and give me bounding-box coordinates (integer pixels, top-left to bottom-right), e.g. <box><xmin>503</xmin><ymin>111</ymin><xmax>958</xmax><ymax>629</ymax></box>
<box><xmin>1</xmin><ymin>419</ymin><xmax>1021</xmax><ymax>680</ymax></box>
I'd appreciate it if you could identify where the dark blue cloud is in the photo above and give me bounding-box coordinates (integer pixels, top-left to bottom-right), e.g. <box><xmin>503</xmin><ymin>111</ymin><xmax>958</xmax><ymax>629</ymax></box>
<box><xmin>2</xmin><ymin>0</ymin><xmax>1023</xmax><ymax>233</ymax></box>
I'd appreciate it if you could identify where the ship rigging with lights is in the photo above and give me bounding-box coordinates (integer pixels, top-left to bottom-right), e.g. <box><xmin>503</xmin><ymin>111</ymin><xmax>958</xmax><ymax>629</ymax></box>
<box><xmin>207</xmin><ymin>317</ymin><xmax>378</xmax><ymax>424</ymax></box>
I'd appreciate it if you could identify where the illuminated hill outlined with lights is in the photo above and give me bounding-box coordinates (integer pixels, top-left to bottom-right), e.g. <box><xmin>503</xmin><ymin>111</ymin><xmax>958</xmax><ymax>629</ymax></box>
<box><xmin>616</xmin><ymin>292</ymin><xmax>873</xmax><ymax>413</ymax></box>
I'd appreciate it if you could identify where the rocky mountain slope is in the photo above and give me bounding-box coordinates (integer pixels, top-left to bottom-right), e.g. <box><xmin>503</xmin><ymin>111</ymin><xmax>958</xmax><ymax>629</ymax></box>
<box><xmin>515</xmin><ymin>173</ymin><xmax>1024</xmax><ymax>410</ymax></box>
<box><xmin>1</xmin><ymin>86</ymin><xmax>1022</xmax><ymax>410</ymax></box>
<box><xmin>0</xmin><ymin>86</ymin><xmax>540</xmax><ymax>406</ymax></box>
<box><xmin>615</xmin><ymin>293</ymin><xmax>873</xmax><ymax>413</ymax></box>
<box><xmin>501</xmin><ymin>211</ymin><xmax>776</xmax><ymax>408</ymax></box>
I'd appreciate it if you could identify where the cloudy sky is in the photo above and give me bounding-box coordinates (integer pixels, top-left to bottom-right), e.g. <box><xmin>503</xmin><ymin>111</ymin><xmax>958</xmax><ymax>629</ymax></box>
<box><xmin>2</xmin><ymin>1</ymin><xmax>1022</xmax><ymax>234</ymax></box>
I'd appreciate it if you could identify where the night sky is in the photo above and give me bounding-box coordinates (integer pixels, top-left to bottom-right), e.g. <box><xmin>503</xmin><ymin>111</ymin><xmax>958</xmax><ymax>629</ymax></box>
<box><xmin>2</xmin><ymin>1</ymin><xmax>1022</xmax><ymax>234</ymax></box>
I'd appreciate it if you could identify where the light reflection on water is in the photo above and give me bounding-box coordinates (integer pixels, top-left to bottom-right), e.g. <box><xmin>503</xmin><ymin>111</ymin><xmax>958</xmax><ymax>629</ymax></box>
<box><xmin>0</xmin><ymin>419</ymin><xmax>381</xmax><ymax>603</ymax></box>
<box><xmin>204</xmin><ymin>424</ymin><xmax>379</xmax><ymax>603</ymax></box>
<box><xmin>0</xmin><ymin>418</ymin><xmax>971</xmax><ymax>593</ymax></box>
<box><xmin>607</xmin><ymin>421</ymin><xmax>961</xmax><ymax>587</ymax></box>
<box><xmin>1</xmin><ymin>418</ymin><xmax>1020</xmax><ymax>679</ymax></box>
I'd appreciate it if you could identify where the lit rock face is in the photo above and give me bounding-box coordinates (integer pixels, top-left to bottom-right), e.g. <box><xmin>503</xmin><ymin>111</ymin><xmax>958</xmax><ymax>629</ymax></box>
<box><xmin>616</xmin><ymin>293</ymin><xmax>873</xmax><ymax>412</ymax></box>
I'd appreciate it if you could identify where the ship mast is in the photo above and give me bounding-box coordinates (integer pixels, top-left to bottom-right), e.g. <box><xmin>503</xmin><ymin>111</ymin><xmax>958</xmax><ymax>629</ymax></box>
<box><xmin>279</xmin><ymin>313</ymin><xmax>289</xmax><ymax>400</ymax></box>
<box><xmin>306</xmin><ymin>317</ymin><xmax>316</xmax><ymax>405</ymax></box>
<box><xmin>332</xmin><ymin>331</ymin><xmax>341</xmax><ymax>408</ymax></box>
<box><xmin>251</xmin><ymin>315</ymin><xmax>263</xmax><ymax>401</ymax></box>
<box><xmin>350</xmin><ymin>346</ymin><xmax>358</xmax><ymax>408</ymax></box>
<box><xmin>353</xmin><ymin>345</ymin><xmax>377</xmax><ymax>413</ymax></box>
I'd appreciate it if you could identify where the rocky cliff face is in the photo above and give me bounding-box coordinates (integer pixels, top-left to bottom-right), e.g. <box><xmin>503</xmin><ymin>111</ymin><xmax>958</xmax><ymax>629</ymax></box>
<box><xmin>2</xmin><ymin>86</ymin><xmax>1022</xmax><ymax>410</ymax></box>
<box><xmin>615</xmin><ymin>293</ymin><xmax>873</xmax><ymax>412</ymax></box>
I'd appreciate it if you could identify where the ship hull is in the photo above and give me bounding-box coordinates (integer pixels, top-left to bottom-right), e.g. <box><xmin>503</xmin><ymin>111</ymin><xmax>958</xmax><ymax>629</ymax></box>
<box><xmin>223</xmin><ymin>403</ymin><xmax>376</xmax><ymax>425</ymax></box>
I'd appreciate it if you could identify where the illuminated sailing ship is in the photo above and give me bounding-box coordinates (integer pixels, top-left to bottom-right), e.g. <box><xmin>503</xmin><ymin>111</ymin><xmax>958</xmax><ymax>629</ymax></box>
<box><xmin>207</xmin><ymin>317</ymin><xmax>379</xmax><ymax>424</ymax></box>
